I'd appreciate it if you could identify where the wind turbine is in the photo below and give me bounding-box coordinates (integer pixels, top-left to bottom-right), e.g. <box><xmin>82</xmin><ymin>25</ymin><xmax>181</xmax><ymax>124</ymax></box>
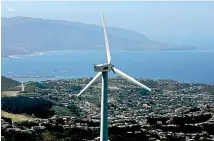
<box><xmin>77</xmin><ymin>13</ymin><xmax>151</xmax><ymax>141</ymax></box>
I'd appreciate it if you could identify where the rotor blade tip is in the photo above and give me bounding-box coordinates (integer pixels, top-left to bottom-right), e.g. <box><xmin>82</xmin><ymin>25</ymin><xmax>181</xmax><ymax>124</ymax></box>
<box><xmin>144</xmin><ymin>87</ymin><xmax>151</xmax><ymax>92</ymax></box>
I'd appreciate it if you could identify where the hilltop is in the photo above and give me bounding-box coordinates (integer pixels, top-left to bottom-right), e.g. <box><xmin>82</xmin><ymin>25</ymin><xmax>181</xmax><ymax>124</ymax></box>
<box><xmin>1</xmin><ymin>76</ymin><xmax>21</xmax><ymax>91</ymax></box>
<box><xmin>1</xmin><ymin>17</ymin><xmax>196</xmax><ymax>56</ymax></box>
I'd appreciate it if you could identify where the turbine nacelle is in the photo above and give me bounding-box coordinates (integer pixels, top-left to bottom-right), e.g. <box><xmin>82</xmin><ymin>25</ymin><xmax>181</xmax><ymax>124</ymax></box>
<box><xmin>77</xmin><ymin>14</ymin><xmax>152</xmax><ymax>141</ymax></box>
<box><xmin>77</xmin><ymin>13</ymin><xmax>152</xmax><ymax>98</ymax></box>
<box><xmin>94</xmin><ymin>63</ymin><xmax>113</xmax><ymax>72</ymax></box>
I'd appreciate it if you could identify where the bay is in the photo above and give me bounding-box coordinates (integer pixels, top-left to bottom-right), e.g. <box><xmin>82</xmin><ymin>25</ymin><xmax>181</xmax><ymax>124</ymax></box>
<box><xmin>1</xmin><ymin>50</ymin><xmax>214</xmax><ymax>84</ymax></box>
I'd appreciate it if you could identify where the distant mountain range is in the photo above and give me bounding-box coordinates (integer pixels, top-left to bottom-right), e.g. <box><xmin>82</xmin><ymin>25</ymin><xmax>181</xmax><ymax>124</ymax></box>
<box><xmin>1</xmin><ymin>17</ymin><xmax>196</xmax><ymax>56</ymax></box>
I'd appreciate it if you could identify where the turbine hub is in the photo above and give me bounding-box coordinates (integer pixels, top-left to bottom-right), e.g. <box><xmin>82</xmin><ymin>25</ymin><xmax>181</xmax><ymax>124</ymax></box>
<box><xmin>94</xmin><ymin>63</ymin><xmax>113</xmax><ymax>72</ymax></box>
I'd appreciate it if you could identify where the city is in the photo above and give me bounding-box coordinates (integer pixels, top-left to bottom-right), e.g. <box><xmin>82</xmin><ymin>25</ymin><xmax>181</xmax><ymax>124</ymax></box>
<box><xmin>2</xmin><ymin>77</ymin><xmax>214</xmax><ymax>140</ymax></box>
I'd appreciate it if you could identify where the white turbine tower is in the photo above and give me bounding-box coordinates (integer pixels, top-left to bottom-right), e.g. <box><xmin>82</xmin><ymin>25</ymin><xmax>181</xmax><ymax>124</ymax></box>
<box><xmin>77</xmin><ymin>13</ymin><xmax>151</xmax><ymax>141</ymax></box>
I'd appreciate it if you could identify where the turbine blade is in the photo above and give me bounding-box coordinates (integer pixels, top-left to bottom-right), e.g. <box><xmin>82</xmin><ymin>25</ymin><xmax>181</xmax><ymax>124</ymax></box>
<box><xmin>77</xmin><ymin>72</ymin><xmax>102</xmax><ymax>96</ymax></box>
<box><xmin>112</xmin><ymin>67</ymin><xmax>151</xmax><ymax>91</ymax></box>
<box><xmin>101</xmin><ymin>13</ymin><xmax>111</xmax><ymax>64</ymax></box>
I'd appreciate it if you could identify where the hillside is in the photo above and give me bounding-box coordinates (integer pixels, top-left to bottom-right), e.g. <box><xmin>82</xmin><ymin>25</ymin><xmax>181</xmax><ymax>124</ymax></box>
<box><xmin>1</xmin><ymin>78</ymin><xmax>213</xmax><ymax>141</ymax></box>
<box><xmin>1</xmin><ymin>76</ymin><xmax>21</xmax><ymax>91</ymax></box>
<box><xmin>1</xmin><ymin>17</ymin><xmax>196</xmax><ymax>56</ymax></box>
<box><xmin>1</xmin><ymin>96</ymin><xmax>55</xmax><ymax>118</ymax></box>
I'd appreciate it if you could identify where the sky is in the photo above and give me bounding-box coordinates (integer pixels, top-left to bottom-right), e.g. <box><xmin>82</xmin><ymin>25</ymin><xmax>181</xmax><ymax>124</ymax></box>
<box><xmin>1</xmin><ymin>1</ymin><xmax>214</xmax><ymax>49</ymax></box>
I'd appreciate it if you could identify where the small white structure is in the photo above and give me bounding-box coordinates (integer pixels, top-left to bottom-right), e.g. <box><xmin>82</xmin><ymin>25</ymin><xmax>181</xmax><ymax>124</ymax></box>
<box><xmin>21</xmin><ymin>83</ymin><xmax>25</xmax><ymax>91</ymax></box>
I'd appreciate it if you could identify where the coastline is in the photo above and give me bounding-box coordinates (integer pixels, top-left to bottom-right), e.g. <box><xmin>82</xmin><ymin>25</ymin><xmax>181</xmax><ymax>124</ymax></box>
<box><xmin>3</xmin><ymin>50</ymin><xmax>82</xmax><ymax>59</ymax></box>
<box><xmin>5</xmin><ymin>75</ymin><xmax>214</xmax><ymax>85</ymax></box>
<box><xmin>2</xmin><ymin>49</ymin><xmax>214</xmax><ymax>84</ymax></box>
<box><xmin>4</xmin><ymin>48</ymin><xmax>214</xmax><ymax>59</ymax></box>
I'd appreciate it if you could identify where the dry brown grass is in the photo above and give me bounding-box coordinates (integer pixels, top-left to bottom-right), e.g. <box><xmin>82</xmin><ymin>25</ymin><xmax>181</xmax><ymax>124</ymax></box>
<box><xmin>1</xmin><ymin>91</ymin><xmax>20</xmax><ymax>97</ymax></box>
<box><xmin>1</xmin><ymin>110</ymin><xmax>38</xmax><ymax>122</ymax></box>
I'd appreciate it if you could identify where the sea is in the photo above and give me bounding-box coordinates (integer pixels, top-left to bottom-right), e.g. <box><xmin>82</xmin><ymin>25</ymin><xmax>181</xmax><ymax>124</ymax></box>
<box><xmin>1</xmin><ymin>50</ymin><xmax>214</xmax><ymax>84</ymax></box>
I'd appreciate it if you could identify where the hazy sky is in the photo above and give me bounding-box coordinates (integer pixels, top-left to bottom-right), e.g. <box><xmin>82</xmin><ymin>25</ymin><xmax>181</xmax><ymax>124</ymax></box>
<box><xmin>2</xmin><ymin>1</ymin><xmax>214</xmax><ymax>49</ymax></box>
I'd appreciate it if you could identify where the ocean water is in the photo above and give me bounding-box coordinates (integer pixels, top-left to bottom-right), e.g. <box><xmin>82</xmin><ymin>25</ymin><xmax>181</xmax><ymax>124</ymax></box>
<box><xmin>1</xmin><ymin>50</ymin><xmax>214</xmax><ymax>84</ymax></box>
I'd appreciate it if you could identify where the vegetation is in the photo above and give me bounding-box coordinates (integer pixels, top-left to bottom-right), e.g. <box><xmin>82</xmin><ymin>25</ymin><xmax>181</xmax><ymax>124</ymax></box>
<box><xmin>24</xmin><ymin>83</ymin><xmax>37</xmax><ymax>93</ymax></box>
<box><xmin>1</xmin><ymin>78</ymin><xmax>214</xmax><ymax>141</ymax></box>
<box><xmin>1</xmin><ymin>76</ymin><xmax>21</xmax><ymax>91</ymax></box>
<box><xmin>52</xmin><ymin>106</ymin><xmax>75</xmax><ymax>117</ymax></box>
<box><xmin>67</xmin><ymin>103</ymin><xmax>84</xmax><ymax>117</ymax></box>
<box><xmin>1</xmin><ymin>110</ymin><xmax>37</xmax><ymax>121</ymax></box>
<box><xmin>52</xmin><ymin>105</ymin><xmax>86</xmax><ymax>118</ymax></box>
<box><xmin>41</xmin><ymin>128</ymin><xmax>98</xmax><ymax>141</ymax></box>
<box><xmin>42</xmin><ymin>131</ymin><xmax>59</xmax><ymax>141</ymax></box>
<box><xmin>69</xmin><ymin>85</ymin><xmax>81</xmax><ymax>92</ymax></box>
<box><xmin>1</xmin><ymin>96</ymin><xmax>55</xmax><ymax>118</ymax></box>
<box><xmin>1</xmin><ymin>91</ymin><xmax>20</xmax><ymax>97</ymax></box>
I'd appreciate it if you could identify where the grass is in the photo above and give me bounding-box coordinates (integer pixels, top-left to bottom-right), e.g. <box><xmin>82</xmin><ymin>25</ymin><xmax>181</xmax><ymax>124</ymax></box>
<box><xmin>1</xmin><ymin>91</ymin><xmax>20</xmax><ymax>97</ymax></box>
<box><xmin>1</xmin><ymin>110</ymin><xmax>38</xmax><ymax>122</ymax></box>
<box><xmin>42</xmin><ymin>131</ymin><xmax>59</xmax><ymax>141</ymax></box>
<box><xmin>1</xmin><ymin>88</ymin><xmax>38</xmax><ymax>122</ymax></box>
<box><xmin>1</xmin><ymin>90</ymin><xmax>38</xmax><ymax>121</ymax></box>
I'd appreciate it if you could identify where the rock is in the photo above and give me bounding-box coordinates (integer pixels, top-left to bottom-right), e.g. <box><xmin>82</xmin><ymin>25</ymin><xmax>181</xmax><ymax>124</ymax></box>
<box><xmin>31</xmin><ymin>126</ymin><xmax>46</xmax><ymax>132</ymax></box>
